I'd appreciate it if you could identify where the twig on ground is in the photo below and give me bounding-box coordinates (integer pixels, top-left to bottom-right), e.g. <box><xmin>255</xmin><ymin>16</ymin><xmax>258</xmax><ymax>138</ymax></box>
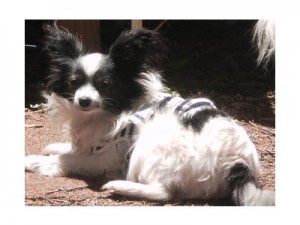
<box><xmin>45</xmin><ymin>185</ymin><xmax>89</xmax><ymax>194</ymax></box>
<box><xmin>249</xmin><ymin>121</ymin><xmax>275</xmax><ymax>135</ymax></box>
<box><xmin>25</xmin><ymin>124</ymin><xmax>43</xmax><ymax>128</ymax></box>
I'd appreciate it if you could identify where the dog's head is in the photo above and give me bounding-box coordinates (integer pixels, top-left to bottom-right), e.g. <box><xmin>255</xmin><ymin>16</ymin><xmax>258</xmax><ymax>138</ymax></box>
<box><xmin>43</xmin><ymin>25</ymin><xmax>167</xmax><ymax>114</ymax></box>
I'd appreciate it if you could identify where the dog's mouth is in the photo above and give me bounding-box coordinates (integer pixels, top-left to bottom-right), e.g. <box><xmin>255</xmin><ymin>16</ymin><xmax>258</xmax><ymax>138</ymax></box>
<box><xmin>78</xmin><ymin>104</ymin><xmax>102</xmax><ymax>112</ymax></box>
<box><xmin>75</xmin><ymin>98</ymin><xmax>102</xmax><ymax>112</ymax></box>
<box><xmin>80</xmin><ymin>107</ymin><xmax>94</xmax><ymax>112</ymax></box>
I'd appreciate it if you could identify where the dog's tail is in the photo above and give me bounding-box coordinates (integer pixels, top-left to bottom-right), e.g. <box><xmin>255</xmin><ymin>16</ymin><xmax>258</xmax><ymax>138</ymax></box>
<box><xmin>252</xmin><ymin>19</ymin><xmax>275</xmax><ymax>68</ymax></box>
<box><xmin>228</xmin><ymin>162</ymin><xmax>275</xmax><ymax>206</ymax></box>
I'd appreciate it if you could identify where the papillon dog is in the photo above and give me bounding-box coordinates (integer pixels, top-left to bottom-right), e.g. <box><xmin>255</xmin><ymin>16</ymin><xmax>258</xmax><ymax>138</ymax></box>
<box><xmin>25</xmin><ymin>23</ymin><xmax>275</xmax><ymax>206</ymax></box>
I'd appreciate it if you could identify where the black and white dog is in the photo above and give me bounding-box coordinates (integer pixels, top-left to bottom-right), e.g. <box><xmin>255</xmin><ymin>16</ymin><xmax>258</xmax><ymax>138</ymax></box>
<box><xmin>25</xmin><ymin>23</ymin><xmax>275</xmax><ymax>206</ymax></box>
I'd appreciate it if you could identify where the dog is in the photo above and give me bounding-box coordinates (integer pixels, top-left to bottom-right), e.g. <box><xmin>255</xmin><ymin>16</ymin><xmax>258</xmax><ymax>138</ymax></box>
<box><xmin>25</xmin><ymin>24</ymin><xmax>275</xmax><ymax>206</ymax></box>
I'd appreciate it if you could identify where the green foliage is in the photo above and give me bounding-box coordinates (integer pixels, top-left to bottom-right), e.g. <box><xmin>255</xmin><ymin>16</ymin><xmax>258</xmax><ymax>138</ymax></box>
<box><xmin>29</xmin><ymin>103</ymin><xmax>48</xmax><ymax>111</ymax></box>
<box><xmin>164</xmin><ymin>87</ymin><xmax>181</xmax><ymax>97</ymax></box>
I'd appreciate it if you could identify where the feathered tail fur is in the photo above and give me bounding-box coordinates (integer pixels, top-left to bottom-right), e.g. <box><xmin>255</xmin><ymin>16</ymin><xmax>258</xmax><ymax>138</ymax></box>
<box><xmin>252</xmin><ymin>19</ymin><xmax>275</xmax><ymax>68</ymax></box>
<box><xmin>228</xmin><ymin>162</ymin><xmax>275</xmax><ymax>206</ymax></box>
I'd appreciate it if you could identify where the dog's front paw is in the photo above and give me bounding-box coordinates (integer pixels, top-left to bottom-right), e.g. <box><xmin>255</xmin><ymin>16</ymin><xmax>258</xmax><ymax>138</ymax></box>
<box><xmin>25</xmin><ymin>155</ymin><xmax>62</xmax><ymax>176</ymax></box>
<box><xmin>101</xmin><ymin>180</ymin><xmax>137</xmax><ymax>196</ymax></box>
<box><xmin>101</xmin><ymin>181</ymin><xmax>124</xmax><ymax>193</ymax></box>
<box><xmin>43</xmin><ymin>143</ymin><xmax>72</xmax><ymax>155</ymax></box>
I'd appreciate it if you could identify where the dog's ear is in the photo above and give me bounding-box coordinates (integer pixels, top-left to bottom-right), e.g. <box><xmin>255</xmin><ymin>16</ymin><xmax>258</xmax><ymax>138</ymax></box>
<box><xmin>42</xmin><ymin>25</ymin><xmax>85</xmax><ymax>94</ymax></box>
<box><xmin>43</xmin><ymin>24</ymin><xmax>85</xmax><ymax>60</ymax></box>
<box><xmin>109</xmin><ymin>28</ymin><xmax>168</xmax><ymax>74</ymax></box>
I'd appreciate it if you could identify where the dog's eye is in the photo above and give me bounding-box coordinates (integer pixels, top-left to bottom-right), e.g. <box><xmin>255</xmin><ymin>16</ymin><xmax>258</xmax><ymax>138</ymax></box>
<box><xmin>69</xmin><ymin>78</ymin><xmax>80</xmax><ymax>87</ymax></box>
<box><xmin>99</xmin><ymin>80</ymin><xmax>110</xmax><ymax>89</ymax></box>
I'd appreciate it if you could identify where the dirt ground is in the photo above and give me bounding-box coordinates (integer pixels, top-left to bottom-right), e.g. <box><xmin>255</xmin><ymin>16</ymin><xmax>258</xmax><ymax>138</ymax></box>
<box><xmin>25</xmin><ymin>90</ymin><xmax>275</xmax><ymax>206</ymax></box>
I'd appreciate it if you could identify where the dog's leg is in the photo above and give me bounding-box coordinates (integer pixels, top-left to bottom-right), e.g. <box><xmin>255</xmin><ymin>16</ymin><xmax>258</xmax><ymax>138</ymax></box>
<box><xmin>102</xmin><ymin>180</ymin><xmax>171</xmax><ymax>201</ymax></box>
<box><xmin>26</xmin><ymin>144</ymin><xmax>72</xmax><ymax>176</ymax></box>
<box><xmin>25</xmin><ymin>155</ymin><xmax>62</xmax><ymax>176</ymax></box>
<box><xmin>25</xmin><ymin>152</ymin><xmax>120</xmax><ymax>178</ymax></box>
<box><xmin>43</xmin><ymin>143</ymin><xmax>72</xmax><ymax>155</ymax></box>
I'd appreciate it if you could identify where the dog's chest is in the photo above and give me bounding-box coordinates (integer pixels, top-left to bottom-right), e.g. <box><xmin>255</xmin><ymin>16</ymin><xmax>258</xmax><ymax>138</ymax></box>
<box><xmin>70</xmin><ymin>116</ymin><xmax>135</xmax><ymax>158</ymax></box>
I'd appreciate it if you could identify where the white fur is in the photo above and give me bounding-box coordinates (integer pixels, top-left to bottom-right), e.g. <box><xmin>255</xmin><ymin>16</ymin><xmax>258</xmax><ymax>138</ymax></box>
<box><xmin>43</xmin><ymin>143</ymin><xmax>71</xmax><ymax>155</ymax></box>
<box><xmin>73</xmin><ymin>83</ymin><xmax>101</xmax><ymax>109</ymax></box>
<box><xmin>234</xmin><ymin>182</ymin><xmax>275</xmax><ymax>206</ymax></box>
<box><xmin>25</xmin><ymin>72</ymin><xmax>165</xmax><ymax>178</ymax></box>
<box><xmin>136</xmin><ymin>72</ymin><xmax>165</xmax><ymax>102</ymax></box>
<box><xmin>253</xmin><ymin>19</ymin><xmax>275</xmax><ymax>66</ymax></box>
<box><xmin>26</xmin><ymin>93</ymin><xmax>128</xmax><ymax>178</ymax></box>
<box><xmin>103</xmin><ymin>111</ymin><xmax>261</xmax><ymax>201</ymax></box>
<box><xmin>26</xmin><ymin>91</ymin><xmax>271</xmax><ymax>205</ymax></box>
<box><xmin>78</xmin><ymin>53</ymin><xmax>105</xmax><ymax>77</ymax></box>
<box><xmin>102</xmin><ymin>180</ymin><xmax>170</xmax><ymax>201</ymax></box>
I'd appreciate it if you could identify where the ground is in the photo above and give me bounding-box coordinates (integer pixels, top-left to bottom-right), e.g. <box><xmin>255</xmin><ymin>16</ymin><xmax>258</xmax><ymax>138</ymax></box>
<box><xmin>25</xmin><ymin>20</ymin><xmax>275</xmax><ymax>206</ymax></box>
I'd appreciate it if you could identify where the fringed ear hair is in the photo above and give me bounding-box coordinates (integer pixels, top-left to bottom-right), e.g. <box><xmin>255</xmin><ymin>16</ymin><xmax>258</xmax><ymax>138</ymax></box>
<box><xmin>109</xmin><ymin>28</ymin><xmax>168</xmax><ymax>74</ymax></box>
<box><xmin>42</xmin><ymin>24</ymin><xmax>85</xmax><ymax>94</ymax></box>
<box><xmin>43</xmin><ymin>24</ymin><xmax>85</xmax><ymax>60</ymax></box>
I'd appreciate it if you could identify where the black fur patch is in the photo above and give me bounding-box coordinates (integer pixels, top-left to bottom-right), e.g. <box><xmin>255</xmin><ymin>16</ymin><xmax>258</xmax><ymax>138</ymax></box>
<box><xmin>227</xmin><ymin>162</ymin><xmax>259</xmax><ymax>206</ymax></box>
<box><xmin>43</xmin><ymin>25</ymin><xmax>85</xmax><ymax>96</ymax></box>
<box><xmin>227</xmin><ymin>163</ymin><xmax>257</xmax><ymax>189</ymax></box>
<box><xmin>181</xmin><ymin>108</ymin><xmax>228</xmax><ymax>132</ymax></box>
<box><xmin>43</xmin><ymin>24</ymin><xmax>84</xmax><ymax>59</ymax></box>
<box><xmin>109</xmin><ymin>28</ymin><xmax>168</xmax><ymax>74</ymax></box>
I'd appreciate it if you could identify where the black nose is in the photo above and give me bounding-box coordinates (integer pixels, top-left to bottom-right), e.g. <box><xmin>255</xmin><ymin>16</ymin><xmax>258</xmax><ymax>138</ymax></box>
<box><xmin>79</xmin><ymin>97</ymin><xmax>92</xmax><ymax>108</ymax></box>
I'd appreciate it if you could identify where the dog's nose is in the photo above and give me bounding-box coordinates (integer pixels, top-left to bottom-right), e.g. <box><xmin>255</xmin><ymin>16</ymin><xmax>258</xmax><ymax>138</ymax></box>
<box><xmin>79</xmin><ymin>97</ymin><xmax>92</xmax><ymax>108</ymax></box>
